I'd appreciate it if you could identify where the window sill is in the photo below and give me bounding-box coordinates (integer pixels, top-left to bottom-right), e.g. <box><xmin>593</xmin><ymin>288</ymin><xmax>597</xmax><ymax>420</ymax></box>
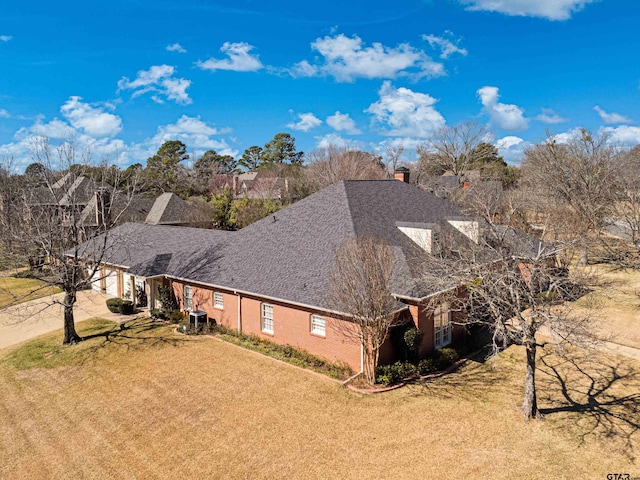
<box><xmin>310</xmin><ymin>331</ymin><xmax>326</xmax><ymax>339</ymax></box>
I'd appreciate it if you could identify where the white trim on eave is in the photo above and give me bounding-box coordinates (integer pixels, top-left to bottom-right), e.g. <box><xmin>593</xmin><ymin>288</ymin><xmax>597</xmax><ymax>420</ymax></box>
<box><xmin>165</xmin><ymin>274</ymin><xmax>409</xmax><ymax>320</ymax></box>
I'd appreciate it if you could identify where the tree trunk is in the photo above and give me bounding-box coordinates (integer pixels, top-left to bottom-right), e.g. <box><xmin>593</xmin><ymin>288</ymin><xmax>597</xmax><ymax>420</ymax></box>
<box><xmin>363</xmin><ymin>344</ymin><xmax>376</xmax><ymax>385</ymax></box>
<box><xmin>522</xmin><ymin>341</ymin><xmax>538</xmax><ymax>419</ymax></box>
<box><xmin>578</xmin><ymin>235</ymin><xmax>589</xmax><ymax>266</ymax></box>
<box><xmin>62</xmin><ymin>291</ymin><xmax>81</xmax><ymax>345</ymax></box>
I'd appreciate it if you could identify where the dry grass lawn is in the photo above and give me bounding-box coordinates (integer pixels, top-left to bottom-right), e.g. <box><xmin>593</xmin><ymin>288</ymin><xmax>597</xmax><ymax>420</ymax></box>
<box><xmin>573</xmin><ymin>265</ymin><xmax>640</xmax><ymax>349</ymax></box>
<box><xmin>0</xmin><ymin>277</ymin><xmax>61</xmax><ymax>308</ymax></box>
<box><xmin>0</xmin><ymin>317</ymin><xmax>638</xmax><ymax>479</ymax></box>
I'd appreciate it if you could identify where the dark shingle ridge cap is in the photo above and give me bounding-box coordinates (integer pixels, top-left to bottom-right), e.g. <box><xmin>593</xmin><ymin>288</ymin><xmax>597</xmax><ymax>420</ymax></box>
<box><xmin>396</xmin><ymin>221</ymin><xmax>437</xmax><ymax>229</ymax></box>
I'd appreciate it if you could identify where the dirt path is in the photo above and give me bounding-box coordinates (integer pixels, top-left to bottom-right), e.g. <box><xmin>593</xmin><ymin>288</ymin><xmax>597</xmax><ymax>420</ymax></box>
<box><xmin>0</xmin><ymin>290</ymin><xmax>141</xmax><ymax>349</ymax></box>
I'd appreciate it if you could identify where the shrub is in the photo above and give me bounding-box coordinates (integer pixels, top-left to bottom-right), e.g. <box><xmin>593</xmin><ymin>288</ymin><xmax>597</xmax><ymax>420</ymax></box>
<box><xmin>150</xmin><ymin>309</ymin><xmax>167</xmax><ymax>320</ymax></box>
<box><xmin>136</xmin><ymin>285</ymin><xmax>148</xmax><ymax>308</ymax></box>
<box><xmin>418</xmin><ymin>358</ymin><xmax>437</xmax><ymax>375</ymax></box>
<box><xmin>375</xmin><ymin>361</ymin><xmax>418</xmax><ymax>386</ymax></box>
<box><xmin>157</xmin><ymin>286</ymin><xmax>179</xmax><ymax>312</ymax></box>
<box><xmin>212</xmin><ymin>326</ymin><xmax>352</xmax><ymax>379</ymax></box>
<box><xmin>403</xmin><ymin>327</ymin><xmax>424</xmax><ymax>362</ymax></box>
<box><xmin>119</xmin><ymin>300</ymin><xmax>134</xmax><ymax>315</ymax></box>
<box><xmin>434</xmin><ymin>348</ymin><xmax>459</xmax><ymax>370</ymax></box>
<box><xmin>13</xmin><ymin>269</ymin><xmax>37</xmax><ymax>279</ymax></box>
<box><xmin>376</xmin><ymin>364</ymin><xmax>401</xmax><ymax>387</ymax></box>
<box><xmin>106</xmin><ymin>298</ymin><xmax>123</xmax><ymax>313</ymax></box>
<box><xmin>167</xmin><ymin>310</ymin><xmax>186</xmax><ymax>324</ymax></box>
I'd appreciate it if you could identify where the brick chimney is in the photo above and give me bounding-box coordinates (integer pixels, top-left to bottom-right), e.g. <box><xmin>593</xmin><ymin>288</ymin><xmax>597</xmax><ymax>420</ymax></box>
<box><xmin>394</xmin><ymin>166</ymin><xmax>410</xmax><ymax>183</ymax></box>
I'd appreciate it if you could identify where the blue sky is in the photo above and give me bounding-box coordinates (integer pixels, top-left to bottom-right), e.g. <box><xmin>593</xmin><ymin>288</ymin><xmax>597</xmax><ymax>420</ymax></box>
<box><xmin>1</xmin><ymin>0</ymin><xmax>639</xmax><ymax>170</ymax></box>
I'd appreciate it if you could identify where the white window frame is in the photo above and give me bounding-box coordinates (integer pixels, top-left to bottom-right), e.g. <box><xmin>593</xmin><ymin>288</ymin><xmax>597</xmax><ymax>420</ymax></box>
<box><xmin>213</xmin><ymin>291</ymin><xmax>224</xmax><ymax>309</ymax></box>
<box><xmin>310</xmin><ymin>314</ymin><xmax>326</xmax><ymax>337</ymax></box>
<box><xmin>261</xmin><ymin>303</ymin><xmax>274</xmax><ymax>334</ymax></box>
<box><xmin>434</xmin><ymin>303</ymin><xmax>452</xmax><ymax>349</ymax></box>
<box><xmin>184</xmin><ymin>285</ymin><xmax>193</xmax><ymax>310</ymax></box>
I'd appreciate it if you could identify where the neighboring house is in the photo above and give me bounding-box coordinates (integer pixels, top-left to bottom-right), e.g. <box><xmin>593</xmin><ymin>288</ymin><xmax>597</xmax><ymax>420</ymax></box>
<box><xmin>213</xmin><ymin>171</ymin><xmax>288</xmax><ymax>200</ymax></box>
<box><xmin>81</xmin><ymin>175</ymin><xmax>541</xmax><ymax>373</ymax></box>
<box><xmin>26</xmin><ymin>172</ymin><xmax>106</xmax><ymax>222</ymax></box>
<box><xmin>79</xmin><ymin>192</ymin><xmax>206</xmax><ymax>230</ymax></box>
<box><xmin>418</xmin><ymin>169</ymin><xmax>504</xmax><ymax>199</ymax></box>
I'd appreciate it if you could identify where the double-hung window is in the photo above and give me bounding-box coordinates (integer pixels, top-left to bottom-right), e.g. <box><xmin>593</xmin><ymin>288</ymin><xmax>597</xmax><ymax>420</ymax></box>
<box><xmin>261</xmin><ymin>303</ymin><xmax>274</xmax><ymax>334</ymax></box>
<box><xmin>310</xmin><ymin>314</ymin><xmax>326</xmax><ymax>337</ymax></box>
<box><xmin>213</xmin><ymin>291</ymin><xmax>224</xmax><ymax>309</ymax></box>
<box><xmin>434</xmin><ymin>303</ymin><xmax>452</xmax><ymax>349</ymax></box>
<box><xmin>184</xmin><ymin>285</ymin><xmax>193</xmax><ymax>310</ymax></box>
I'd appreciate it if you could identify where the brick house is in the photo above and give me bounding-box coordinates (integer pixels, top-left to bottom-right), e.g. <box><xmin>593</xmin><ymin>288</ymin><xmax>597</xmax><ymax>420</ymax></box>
<box><xmin>81</xmin><ymin>177</ymin><xmax>542</xmax><ymax>373</ymax></box>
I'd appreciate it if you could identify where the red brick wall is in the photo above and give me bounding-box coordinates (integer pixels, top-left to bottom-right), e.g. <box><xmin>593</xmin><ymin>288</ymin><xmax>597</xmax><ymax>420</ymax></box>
<box><xmin>172</xmin><ymin>282</ymin><xmax>240</xmax><ymax>330</ymax></box>
<box><xmin>171</xmin><ymin>281</ymin><xmax>362</xmax><ymax>371</ymax></box>
<box><xmin>406</xmin><ymin>288</ymin><xmax>468</xmax><ymax>358</ymax></box>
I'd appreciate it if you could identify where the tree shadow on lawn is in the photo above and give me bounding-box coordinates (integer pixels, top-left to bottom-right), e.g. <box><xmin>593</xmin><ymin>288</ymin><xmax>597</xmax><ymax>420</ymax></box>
<box><xmin>77</xmin><ymin>317</ymin><xmax>193</xmax><ymax>359</ymax></box>
<box><xmin>537</xmin><ymin>348</ymin><xmax>640</xmax><ymax>459</ymax></box>
<box><xmin>403</xmin><ymin>353</ymin><xmax>514</xmax><ymax>402</ymax></box>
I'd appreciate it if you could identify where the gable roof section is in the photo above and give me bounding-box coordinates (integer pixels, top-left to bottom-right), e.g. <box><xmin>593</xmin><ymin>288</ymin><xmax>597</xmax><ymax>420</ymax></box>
<box><xmin>144</xmin><ymin>192</ymin><xmax>189</xmax><ymax>225</ymax></box>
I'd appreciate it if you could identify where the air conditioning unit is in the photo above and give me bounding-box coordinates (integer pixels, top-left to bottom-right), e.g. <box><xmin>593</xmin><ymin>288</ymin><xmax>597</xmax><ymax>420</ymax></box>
<box><xmin>189</xmin><ymin>310</ymin><xmax>207</xmax><ymax>331</ymax></box>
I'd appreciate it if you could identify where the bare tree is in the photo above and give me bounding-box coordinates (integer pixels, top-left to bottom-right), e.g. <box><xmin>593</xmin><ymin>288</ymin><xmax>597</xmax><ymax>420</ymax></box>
<box><xmin>420</xmin><ymin>221</ymin><xmax>596</xmax><ymax>419</ymax></box>
<box><xmin>384</xmin><ymin>144</ymin><xmax>405</xmax><ymax>178</ymax></box>
<box><xmin>303</xmin><ymin>145</ymin><xmax>386</xmax><ymax>193</ymax></box>
<box><xmin>328</xmin><ymin>237</ymin><xmax>398</xmax><ymax>385</ymax></box>
<box><xmin>416</xmin><ymin>121</ymin><xmax>487</xmax><ymax>179</ymax></box>
<box><xmin>609</xmin><ymin>145</ymin><xmax>640</xmax><ymax>259</ymax></box>
<box><xmin>1</xmin><ymin>136</ymin><xmax>136</xmax><ymax>344</ymax></box>
<box><xmin>521</xmin><ymin>129</ymin><xmax>620</xmax><ymax>265</ymax></box>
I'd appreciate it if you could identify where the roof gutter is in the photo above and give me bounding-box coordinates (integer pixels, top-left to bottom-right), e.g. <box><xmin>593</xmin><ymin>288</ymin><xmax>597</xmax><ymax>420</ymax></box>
<box><xmin>164</xmin><ymin>274</ymin><xmax>401</xmax><ymax>319</ymax></box>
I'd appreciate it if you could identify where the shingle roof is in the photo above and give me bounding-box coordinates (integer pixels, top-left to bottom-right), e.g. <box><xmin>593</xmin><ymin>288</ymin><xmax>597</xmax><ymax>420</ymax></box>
<box><xmin>144</xmin><ymin>192</ymin><xmax>190</xmax><ymax>225</ymax></box>
<box><xmin>88</xmin><ymin>180</ymin><xmax>539</xmax><ymax>311</ymax></box>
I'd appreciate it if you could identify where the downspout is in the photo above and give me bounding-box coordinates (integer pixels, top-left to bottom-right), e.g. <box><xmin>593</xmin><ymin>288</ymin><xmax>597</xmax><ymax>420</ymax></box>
<box><xmin>235</xmin><ymin>290</ymin><xmax>242</xmax><ymax>333</ymax></box>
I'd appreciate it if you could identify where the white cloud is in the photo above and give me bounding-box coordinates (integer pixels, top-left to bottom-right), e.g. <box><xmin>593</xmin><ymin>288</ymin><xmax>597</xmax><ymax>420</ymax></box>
<box><xmin>366</xmin><ymin>81</ymin><xmax>446</xmax><ymax>137</ymax></box>
<box><xmin>0</xmin><ymin>35</ymin><xmax>11</xmax><ymax>42</ymax></box>
<box><xmin>2</xmin><ymin>116</ymin><xmax>127</xmax><ymax>171</ymax></box>
<box><xmin>117</xmin><ymin>65</ymin><xmax>192</xmax><ymax>105</ymax></box>
<box><xmin>536</xmin><ymin>108</ymin><xmax>568</xmax><ymax>124</ymax></box>
<box><xmin>549</xmin><ymin>127</ymin><xmax>584</xmax><ymax>144</ymax></box>
<box><xmin>20</xmin><ymin>118</ymin><xmax>73</xmax><ymax>140</ymax></box>
<box><xmin>315</xmin><ymin>133</ymin><xmax>355</xmax><ymax>150</ymax></box>
<box><xmin>197</xmin><ymin>42</ymin><xmax>263</xmax><ymax>72</ymax></box>
<box><xmin>131</xmin><ymin>115</ymin><xmax>237</xmax><ymax>161</ymax></box>
<box><xmin>291</xmin><ymin>34</ymin><xmax>445</xmax><ymax>82</ymax></box>
<box><xmin>0</xmin><ymin>109</ymin><xmax>9</xmax><ymax>118</ymax></box>
<box><xmin>459</xmin><ymin>0</ymin><xmax>597</xmax><ymax>20</ymax></box>
<box><xmin>326</xmin><ymin>111</ymin><xmax>362</xmax><ymax>135</ymax></box>
<box><xmin>477</xmin><ymin>86</ymin><xmax>528</xmax><ymax>131</ymax></box>
<box><xmin>287</xmin><ymin>112</ymin><xmax>322</xmax><ymax>132</ymax></box>
<box><xmin>599</xmin><ymin>125</ymin><xmax>640</xmax><ymax>145</ymax></box>
<box><xmin>495</xmin><ymin>135</ymin><xmax>530</xmax><ymax>164</ymax></box>
<box><xmin>60</xmin><ymin>96</ymin><xmax>122</xmax><ymax>137</ymax></box>
<box><xmin>166</xmin><ymin>43</ymin><xmax>186</xmax><ymax>53</ymax></box>
<box><xmin>594</xmin><ymin>105</ymin><xmax>633</xmax><ymax>124</ymax></box>
<box><xmin>422</xmin><ymin>32</ymin><xmax>468</xmax><ymax>59</ymax></box>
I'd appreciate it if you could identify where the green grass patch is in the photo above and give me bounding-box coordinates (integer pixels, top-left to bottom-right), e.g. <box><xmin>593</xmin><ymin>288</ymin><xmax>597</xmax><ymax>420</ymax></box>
<box><xmin>0</xmin><ymin>277</ymin><xmax>61</xmax><ymax>308</ymax></box>
<box><xmin>1</xmin><ymin>317</ymin><xmax>183</xmax><ymax>370</ymax></box>
<box><xmin>214</xmin><ymin>325</ymin><xmax>353</xmax><ymax>380</ymax></box>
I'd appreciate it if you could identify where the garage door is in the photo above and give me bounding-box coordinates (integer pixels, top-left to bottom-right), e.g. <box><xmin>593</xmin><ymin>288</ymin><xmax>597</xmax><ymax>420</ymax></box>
<box><xmin>105</xmin><ymin>269</ymin><xmax>118</xmax><ymax>296</ymax></box>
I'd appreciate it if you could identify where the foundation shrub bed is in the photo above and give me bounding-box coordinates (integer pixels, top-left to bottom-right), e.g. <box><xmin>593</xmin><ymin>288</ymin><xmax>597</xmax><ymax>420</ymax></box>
<box><xmin>376</xmin><ymin>343</ymin><xmax>468</xmax><ymax>386</ymax></box>
<box><xmin>214</xmin><ymin>325</ymin><xmax>353</xmax><ymax>380</ymax></box>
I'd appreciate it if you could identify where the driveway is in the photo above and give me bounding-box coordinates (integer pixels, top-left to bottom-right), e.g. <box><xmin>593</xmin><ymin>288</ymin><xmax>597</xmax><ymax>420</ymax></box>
<box><xmin>0</xmin><ymin>290</ymin><xmax>137</xmax><ymax>350</ymax></box>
